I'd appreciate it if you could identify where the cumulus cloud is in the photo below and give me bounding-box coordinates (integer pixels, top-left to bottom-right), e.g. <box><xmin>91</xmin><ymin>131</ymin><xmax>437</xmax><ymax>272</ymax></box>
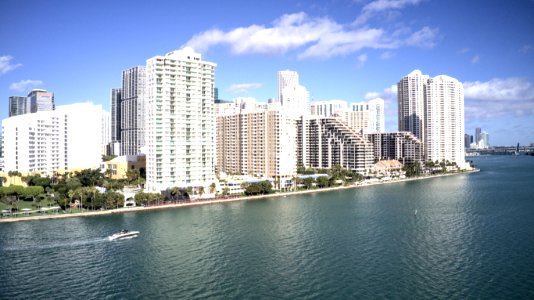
<box><xmin>356</xmin><ymin>53</ymin><xmax>368</xmax><ymax>68</ymax></box>
<box><xmin>471</xmin><ymin>55</ymin><xmax>480</xmax><ymax>64</ymax></box>
<box><xmin>353</xmin><ymin>0</ymin><xmax>423</xmax><ymax>26</ymax></box>
<box><xmin>0</xmin><ymin>55</ymin><xmax>22</xmax><ymax>75</ymax></box>
<box><xmin>463</xmin><ymin>78</ymin><xmax>534</xmax><ymax>101</ymax></box>
<box><xmin>519</xmin><ymin>45</ymin><xmax>534</xmax><ymax>54</ymax></box>
<box><xmin>184</xmin><ymin>10</ymin><xmax>437</xmax><ymax>59</ymax></box>
<box><xmin>463</xmin><ymin>77</ymin><xmax>534</xmax><ymax>119</ymax></box>
<box><xmin>405</xmin><ymin>26</ymin><xmax>438</xmax><ymax>48</ymax></box>
<box><xmin>9</xmin><ymin>79</ymin><xmax>43</xmax><ymax>92</ymax></box>
<box><xmin>458</xmin><ymin>47</ymin><xmax>470</xmax><ymax>54</ymax></box>
<box><xmin>380</xmin><ymin>51</ymin><xmax>395</xmax><ymax>59</ymax></box>
<box><xmin>227</xmin><ymin>83</ymin><xmax>262</xmax><ymax>94</ymax></box>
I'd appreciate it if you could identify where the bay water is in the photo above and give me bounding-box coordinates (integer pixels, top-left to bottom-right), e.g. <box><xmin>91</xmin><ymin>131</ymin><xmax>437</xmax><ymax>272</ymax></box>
<box><xmin>1</xmin><ymin>155</ymin><xmax>533</xmax><ymax>299</ymax></box>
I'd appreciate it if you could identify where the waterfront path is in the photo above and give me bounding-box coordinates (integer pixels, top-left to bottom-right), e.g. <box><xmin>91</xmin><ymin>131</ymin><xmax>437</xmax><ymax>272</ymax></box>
<box><xmin>0</xmin><ymin>169</ymin><xmax>478</xmax><ymax>223</ymax></box>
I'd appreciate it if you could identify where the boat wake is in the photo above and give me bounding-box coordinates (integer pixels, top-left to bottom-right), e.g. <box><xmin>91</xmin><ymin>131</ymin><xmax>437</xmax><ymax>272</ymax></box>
<box><xmin>2</xmin><ymin>237</ymin><xmax>109</xmax><ymax>251</ymax></box>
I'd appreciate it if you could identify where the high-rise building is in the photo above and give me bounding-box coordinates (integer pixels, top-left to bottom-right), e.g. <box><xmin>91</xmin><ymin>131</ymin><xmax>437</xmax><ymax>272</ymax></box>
<box><xmin>278</xmin><ymin>70</ymin><xmax>309</xmax><ymax>115</ymax></box>
<box><xmin>398</xmin><ymin>70</ymin><xmax>429</xmax><ymax>144</ymax></box>
<box><xmin>464</xmin><ymin>134</ymin><xmax>472</xmax><ymax>149</ymax></box>
<box><xmin>342</xmin><ymin>98</ymin><xmax>385</xmax><ymax>134</ymax></box>
<box><xmin>216</xmin><ymin>100</ymin><xmax>298</xmax><ymax>188</ymax></box>
<box><xmin>278</xmin><ymin>70</ymin><xmax>299</xmax><ymax>102</ymax></box>
<box><xmin>398</xmin><ymin>70</ymin><xmax>466</xmax><ymax>168</ymax></box>
<box><xmin>145</xmin><ymin>48</ymin><xmax>216</xmax><ymax>192</ymax></box>
<box><xmin>121</xmin><ymin>66</ymin><xmax>146</xmax><ymax>155</ymax></box>
<box><xmin>101</xmin><ymin>110</ymin><xmax>111</xmax><ymax>154</ymax></box>
<box><xmin>297</xmin><ymin>115</ymin><xmax>374</xmax><ymax>174</ymax></box>
<box><xmin>2</xmin><ymin>102</ymin><xmax>103</xmax><ymax>173</ymax></box>
<box><xmin>475</xmin><ymin>127</ymin><xmax>482</xmax><ymax>145</ymax></box>
<box><xmin>27</xmin><ymin>89</ymin><xmax>54</xmax><ymax>113</ymax></box>
<box><xmin>310</xmin><ymin>100</ymin><xmax>347</xmax><ymax>117</ymax></box>
<box><xmin>9</xmin><ymin>96</ymin><xmax>30</xmax><ymax>117</ymax></box>
<box><xmin>111</xmin><ymin>88</ymin><xmax>122</xmax><ymax>143</ymax></box>
<box><xmin>479</xmin><ymin>131</ymin><xmax>490</xmax><ymax>149</ymax></box>
<box><xmin>367</xmin><ymin>132</ymin><xmax>423</xmax><ymax>164</ymax></box>
<box><xmin>424</xmin><ymin>75</ymin><xmax>465</xmax><ymax>166</ymax></box>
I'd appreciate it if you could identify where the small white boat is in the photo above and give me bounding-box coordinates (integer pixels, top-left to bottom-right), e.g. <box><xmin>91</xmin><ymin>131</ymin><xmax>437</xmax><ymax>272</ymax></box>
<box><xmin>108</xmin><ymin>229</ymin><xmax>140</xmax><ymax>241</ymax></box>
<box><xmin>414</xmin><ymin>209</ymin><xmax>418</xmax><ymax>216</ymax></box>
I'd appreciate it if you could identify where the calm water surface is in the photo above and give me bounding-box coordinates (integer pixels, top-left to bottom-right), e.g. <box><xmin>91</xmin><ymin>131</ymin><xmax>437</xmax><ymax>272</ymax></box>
<box><xmin>1</xmin><ymin>155</ymin><xmax>534</xmax><ymax>299</ymax></box>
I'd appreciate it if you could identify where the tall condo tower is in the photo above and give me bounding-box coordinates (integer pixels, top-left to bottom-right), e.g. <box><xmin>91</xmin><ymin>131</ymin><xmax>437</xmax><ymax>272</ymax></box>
<box><xmin>425</xmin><ymin>75</ymin><xmax>465</xmax><ymax>166</ymax></box>
<box><xmin>9</xmin><ymin>96</ymin><xmax>29</xmax><ymax>117</ymax></box>
<box><xmin>397</xmin><ymin>70</ymin><xmax>429</xmax><ymax>144</ymax></box>
<box><xmin>110</xmin><ymin>88</ymin><xmax>122</xmax><ymax>143</ymax></box>
<box><xmin>121</xmin><ymin>66</ymin><xmax>146</xmax><ymax>155</ymax></box>
<box><xmin>27</xmin><ymin>89</ymin><xmax>54</xmax><ymax>113</ymax></box>
<box><xmin>397</xmin><ymin>70</ymin><xmax>466</xmax><ymax>167</ymax></box>
<box><xmin>277</xmin><ymin>70</ymin><xmax>309</xmax><ymax>116</ymax></box>
<box><xmin>145</xmin><ymin>48</ymin><xmax>216</xmax><ymax>192</ymax></box>
<box><xmin>278</xmin><ymin>70</ymin><xmax>299</xmax><ymax>102</ymax></box>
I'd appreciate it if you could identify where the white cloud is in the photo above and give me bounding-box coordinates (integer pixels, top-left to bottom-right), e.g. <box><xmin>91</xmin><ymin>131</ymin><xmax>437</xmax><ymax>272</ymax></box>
<box><xmin>471</xmin><ymin>55</ymin><xmax>480</xmax><ymax>64</ymax></box>
<box><xmin>380</xmin><ymin>51</ymin><xmax>394</xmax><ymax>59</ymax></box>
<box><xmin>354</xmin><ymin>0</ymin><xmax>423</xmax><ymax>26</ymax></box>
<box><xmin>227</xmin><ymin>83</ymin><xmax>262</xmax><ymax>94</ymax></box>
<box><xmin>184</xmin><ymin>11</ymin><xmax>437</xmax><ymax>60</ymax></box>
<box><xmin>9</xmin><ymin>79</ymin><xmax>43</xmax><ymax>92</ymax></box>
<box><xmin>463</xmin><ymin>78</ymin><xmax>534</xmax><ymax>101</ymax></box>
<box><xmin>458</xmin><ymin>47</ymin><xmax>470</xmax><ymax>54</ymax></box>
<box><xmin>405</xmin><ymin>26</ymin><xmax>438</xmax><ymax>48</ymax></box>
<box><xmin>463</xmin><ymin>77</ymin><xmax>534</xmax><ymax>119</ymax></box>
<box><xmin>519</xmin><ymin>45</ymin><xmax>534</xmax><ymax>53</ymax></box>
<box><xmin>0</xmin><ymin>55</ymin><xmax>22</xmax><ymax>75</ymax></box>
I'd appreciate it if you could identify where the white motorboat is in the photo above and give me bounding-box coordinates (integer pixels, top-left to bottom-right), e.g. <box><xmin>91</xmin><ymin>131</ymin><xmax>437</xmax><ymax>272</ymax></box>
<box><xmin>108</xmin><ymin>229</ymin><xmax>140</xmax><ymax>241</ymax></box>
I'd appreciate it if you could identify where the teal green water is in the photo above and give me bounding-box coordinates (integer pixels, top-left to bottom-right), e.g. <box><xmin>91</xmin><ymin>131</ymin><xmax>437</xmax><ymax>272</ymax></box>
<box><xmin>1</xmin><ymin>155</ymin><xmax>534</xmax><ymax>299</ymax></box>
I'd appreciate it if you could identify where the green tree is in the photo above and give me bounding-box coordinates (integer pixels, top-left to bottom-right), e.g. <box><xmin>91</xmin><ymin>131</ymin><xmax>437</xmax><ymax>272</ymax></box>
<box><xmin>209</xmin><ymin>182</ymin><xmax>216</xmax><ymax>194</ymax></box>
<box><xmin>303</xmin><ymin>177</ymin><xmax>314</xmax><ymax>190</ymax></box>
<box><xmin>23</xmin><ymin>186</ymin><xmax>44</xmax><ymax>204</ymax></box>
<box><xmin>316</xmin><ymin>176</ymin><xmax>329</xmax><ymax>188</ymax></box>
<box><xmin>403</xmin><ymin>162</ymin><xmax>422</xmax><ymax>177</ymax></box>
<box><xmin>74</xmin><ymin>169</ymin><xmax>104</xmax><ymax>187</ymax></box>
<box><xmin>198</xmin><ymin>186</ymin><xmax>205</xmax><ymax>197</ymax></box>
<box><xmin>102</xmin><ymin>154</ymin><xmax>117</xmax><ymax>162</ymax></box>
<box><xmin>102</xmin><ymin>191</ymin><xmax>125</xmax><ymax>209</ymax></box>
<box><xmin>66</xmin><ymin>177</ymin><xmax>82</xmax><ymax>192</ymax></box>
<box><xmin>126</xmin><ymin>169</ymin><xmax>140</xmax><ymax>186</ymax></box>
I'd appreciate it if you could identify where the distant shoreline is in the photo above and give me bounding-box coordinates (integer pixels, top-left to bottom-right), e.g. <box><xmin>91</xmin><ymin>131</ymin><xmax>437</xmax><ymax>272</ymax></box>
<box><xmin>0</xmin><ymin>169</ymin><xmax>479</xmax><ymax>223</ymax></box>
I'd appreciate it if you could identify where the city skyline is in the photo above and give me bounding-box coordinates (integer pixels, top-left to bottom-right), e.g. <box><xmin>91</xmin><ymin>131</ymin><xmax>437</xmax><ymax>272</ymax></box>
<box><xmin>1</xmin><ymin>0</ymin><xmax>533</xmax><ymax>146</ymax></box>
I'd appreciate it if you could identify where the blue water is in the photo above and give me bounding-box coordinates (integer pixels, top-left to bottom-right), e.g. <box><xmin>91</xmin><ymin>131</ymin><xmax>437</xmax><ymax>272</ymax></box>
<box><xmin>1</xmin><ymin>155</ymin><xmax>534</xmax><ymax>299</ymax></box>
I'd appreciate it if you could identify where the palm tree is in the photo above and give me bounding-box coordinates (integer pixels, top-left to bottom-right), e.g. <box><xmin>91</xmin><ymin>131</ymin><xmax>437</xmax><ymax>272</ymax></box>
<box><xmin>198</xmin><ymin>186</ymin><xmax>205</xmax><ymax>198</ymax></box>
<box><xmin>209</xmin><ymin>182</ymin><xmax>216</xmax><ymax>194</ymax></box>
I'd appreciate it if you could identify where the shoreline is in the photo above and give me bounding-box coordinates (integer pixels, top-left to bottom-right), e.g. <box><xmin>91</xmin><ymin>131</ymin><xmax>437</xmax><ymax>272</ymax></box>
<box><xmin>0</xmin><ymin>169</ymin><xmax>479</xmax><ymax>223</ymax></box>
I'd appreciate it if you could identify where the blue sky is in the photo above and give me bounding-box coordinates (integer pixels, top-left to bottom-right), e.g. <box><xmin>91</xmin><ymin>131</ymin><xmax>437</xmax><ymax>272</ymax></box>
<box><xmin>1</xmin><ymin>0</ymin><xmax>534</xmax><ymax>146</ymax></box>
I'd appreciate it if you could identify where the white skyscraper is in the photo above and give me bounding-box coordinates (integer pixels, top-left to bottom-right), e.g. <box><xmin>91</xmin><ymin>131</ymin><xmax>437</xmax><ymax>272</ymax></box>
<box><xmin>2</xmin><ymin>102</ymin><xmax>103</xmax><ymax>173</ymax></box>
<box><xmin>145</xmin><ymin>48</ymin><xmax>216</xmax><ymax>192</ymax></box>
<box><xmin>398</xmin><ymin>70</ymin><xmax>466</xmax><ymax>168</ymax></box>
<box><xmin>398</xmin><ymin>70</ymin><xmax>429</xmax><ymax>144</ymax></box>
<box><xmin>121</xmin><ymin>66</ymin><xmax>146</xmax><ymax>155</ymax></box>
<box><xmin>347</xmin><ymin>98</ymin><xmax>385</xmax><ymax>134</ymax></box>
<box><xmin>278</xmin><ymin>70</ymin><xmax>299</xmax><ymax>102</ymax></box>
<box><xmin>310</xmin><ymin>100</ymin><xmax>348</xmax><ymax>117</ymax></box>
<box><xmin>278</xmin><ymin>70</ymin><xmax>309</xmax><ymax>116</ymax></box>
<box><xmin>425</xmin><ymin>75</ymin><xmax>465</xmax><ymax>167</ymax></box>
<box><xmin>101</xmin><ymin>110</ymin><xmax>111</xmax><ymax>154</ymax></box>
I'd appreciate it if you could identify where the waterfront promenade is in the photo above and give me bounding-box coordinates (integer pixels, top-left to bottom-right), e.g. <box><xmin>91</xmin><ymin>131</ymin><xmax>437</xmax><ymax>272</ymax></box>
<box><xmin>0</xmin><ymin>169</ymin><xmax>478</xmax><ymax>223</ymax></box>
